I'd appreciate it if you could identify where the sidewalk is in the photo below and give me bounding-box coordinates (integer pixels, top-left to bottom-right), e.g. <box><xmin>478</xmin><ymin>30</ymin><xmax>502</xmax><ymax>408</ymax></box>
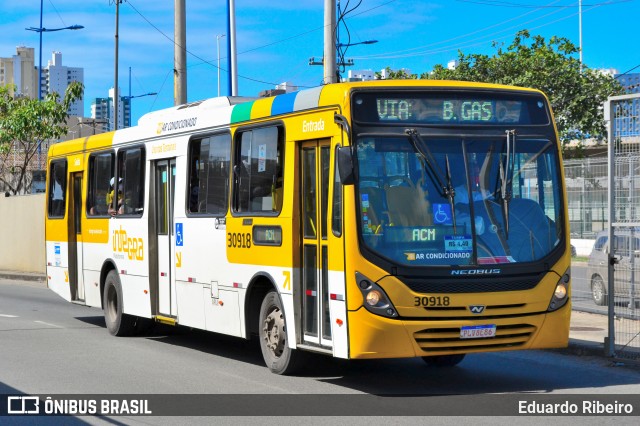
<box><xmin>566</xmin><ymin>309</ymin><xmax>609</xmax><ymax>357</ymax></box>
<box><xmin>0</xmin><ymin>270</ymin><xmax>616</xmax><ymax>359</ymax></box>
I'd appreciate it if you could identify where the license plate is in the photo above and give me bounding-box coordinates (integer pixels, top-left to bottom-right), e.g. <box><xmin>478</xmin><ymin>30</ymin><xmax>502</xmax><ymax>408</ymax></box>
<box><xmin>460</xmin><ymin>324</ymin><xmax>496</xmax><ymax>339</ymax></box>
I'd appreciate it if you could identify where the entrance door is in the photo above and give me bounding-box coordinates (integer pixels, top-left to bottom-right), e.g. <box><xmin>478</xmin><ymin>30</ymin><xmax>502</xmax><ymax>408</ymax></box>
<box><xmin>156</xmin><ymin>159</ymin><xmax>177</xmax><ymax>316</ymax></box>
<box><xmin>300</xmin><ymin>140</ymin><xmax>332</xmax><ymax>347</ymax></box>
<box><xmin>68</xmin><ymin>172</ymin><xmax>84</xmax><ymax>301</ymax></box>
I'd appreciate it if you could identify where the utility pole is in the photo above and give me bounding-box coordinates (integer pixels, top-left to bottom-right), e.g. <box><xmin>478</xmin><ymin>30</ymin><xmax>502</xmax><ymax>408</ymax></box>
<box><xmin>174</xmin><ymin>0</ymin><xmax>187</xmax><ymax>105</ymax></box>
<box><xmin>227</xmin><ymin>0</ymin><xmax>238</xmax><ymax>96</ymax></box>
<box><xmin>324</xmin><ymin>0</ymin><xmax>336</xmax><ymax>84</ymax></box>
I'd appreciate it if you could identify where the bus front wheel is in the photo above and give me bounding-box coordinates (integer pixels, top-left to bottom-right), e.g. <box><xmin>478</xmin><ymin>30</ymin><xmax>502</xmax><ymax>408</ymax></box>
<box><xmin>259</xmin><ymin>291</ymin><xmax>300</xmax><ymax>375</ymax></box>
<box><xmin>103</xmin><ymin>270</ymin><xmax>135</xmax><ymax>336</ymax></box>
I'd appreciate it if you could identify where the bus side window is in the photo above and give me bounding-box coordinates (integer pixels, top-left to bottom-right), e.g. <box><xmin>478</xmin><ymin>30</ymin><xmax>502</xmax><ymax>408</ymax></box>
<box><xmin>117</xmin><ymin>147</ymin><xmax>145</xmax><ymax>216</ymax></box>
<box><xmin>233</xmin><ymin>126</ymin><xmax>283</xmax><ymax>214</ymax></box>
<box><xmin>188</xmin><ymin>133</ymin><xmax>231</xmax><ymax>215</ymax></box>
<box><xmin>48</xmin><ymin>160</ymin><xmax>67</xmax><ymax>218</ymax></box>
<box><xmin>87</xmin><ymin>152</ymin><xmax>114</xmax><ymax>216</ymax></box>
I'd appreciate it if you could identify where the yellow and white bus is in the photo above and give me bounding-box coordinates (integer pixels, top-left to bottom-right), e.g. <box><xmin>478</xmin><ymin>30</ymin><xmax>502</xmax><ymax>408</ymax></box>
<box><xmin>45</xmin><ymin>80</ymin><xmax>571</xmax><ymax>374</ymax></box>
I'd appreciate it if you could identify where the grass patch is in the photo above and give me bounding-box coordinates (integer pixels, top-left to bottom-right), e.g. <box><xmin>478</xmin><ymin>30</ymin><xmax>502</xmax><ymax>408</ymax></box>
<box><xmin>571</xmin><ymin>256</ymin><xmax>589</xmax><ymax>263</ymax></box>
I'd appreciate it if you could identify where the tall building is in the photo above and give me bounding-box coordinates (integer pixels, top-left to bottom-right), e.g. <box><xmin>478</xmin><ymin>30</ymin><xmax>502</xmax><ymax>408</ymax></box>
<box><xmin>0</xmin><ymin>47</ymin><xmax>83</xmax><ymax>116</ymax></box>
<box><xmin>0</xmin><ymin>46</ymin><xmax>38</xmax><ymax>98</ymax></box>
<box><xmin>42</xmin><ymin>51</ymin><xmax>84</xmax><ymax>115</ymax></box>
<box><xmin>91</xmin><ymin>88</ymin><xmax>131</xmax><ymax>132</ymax></box>
<box><xmin>346</xmin><ymin>70</ymin><xmax>375</xmax><ymax>81</ymax></box>
<box><xmin>345</xmin><ymin>68</ymin><xmax>413</xmax><ymax>81</ymax></box>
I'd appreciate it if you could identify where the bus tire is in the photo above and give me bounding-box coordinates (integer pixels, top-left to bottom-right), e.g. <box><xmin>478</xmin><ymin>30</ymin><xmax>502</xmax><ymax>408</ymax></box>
<box><xmin>259</xmin><ymin>291</ymin><xmax>300</xmax><ymax>375</ymax></box>
<box><xmin>103</xmin><ymin>270</ymin><xmax>135</xmax><ymax>336</ymax></box>
<box><xmin>422</xmin><ymin>354</ymin><xmax>466</xmax><ymax>367</ymax></box>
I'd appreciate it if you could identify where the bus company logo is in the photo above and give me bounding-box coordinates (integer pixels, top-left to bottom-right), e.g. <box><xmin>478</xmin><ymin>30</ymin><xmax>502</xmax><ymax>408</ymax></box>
<box><xmin>112</xmin><ymin>226</ymin><xmax>144</xmax><ymax>261</ymax></box>
<box><xmin>469</xmin><ymin>305</ymin><xmax>486</xmax><ymax>314</ymax></box>
<box><xmin>302</xmin><ymin>118</ymin><xmax>325</xmax><ymax>133</ymax></box>
<box><xmin>451</xmin><ymin>268</ymin><xmax>501</xmax><ymax>275</ymax></box>
<box><xmin>156</xmin><ymin>116</ymin><xmax>198</xmax><ymax>135</ymax></box>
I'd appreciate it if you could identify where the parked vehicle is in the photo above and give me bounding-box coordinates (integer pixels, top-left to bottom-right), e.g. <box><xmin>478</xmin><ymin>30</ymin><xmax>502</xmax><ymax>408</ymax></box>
<box><xmin>586</xmin><ymin>229</ymin><xmax>640</xmax><ymax>306</ymax></box>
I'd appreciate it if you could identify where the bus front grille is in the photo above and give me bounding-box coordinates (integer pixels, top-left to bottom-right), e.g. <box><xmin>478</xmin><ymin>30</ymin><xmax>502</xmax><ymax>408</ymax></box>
<box><xmin>413</xmin><ymin>323</ymin><xmax>536</xmax><ymax>352</ymax></box>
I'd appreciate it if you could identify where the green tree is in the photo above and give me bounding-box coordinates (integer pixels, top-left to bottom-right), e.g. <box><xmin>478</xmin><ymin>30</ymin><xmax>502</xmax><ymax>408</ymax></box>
<box><xmin>0</xmin><ymin>81</ymin><xmax>83</xmax><ymax>194</ymax></box>
<box><xmin>376</xmin><ymin>67</ymin><xmax>418</xmax><ymax>80</ymax></box>
<box><xmin>416</xmin><ymin>30</ymin><xmax>623</xmax><ymax>150</ymax></box>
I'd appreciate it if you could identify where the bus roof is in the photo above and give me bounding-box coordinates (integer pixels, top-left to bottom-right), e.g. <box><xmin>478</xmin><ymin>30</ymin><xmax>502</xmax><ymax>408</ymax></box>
<box><xmin>49</xmin><ymin>80</ymin><xmax>544</xmax><ymax>158</ymax></box>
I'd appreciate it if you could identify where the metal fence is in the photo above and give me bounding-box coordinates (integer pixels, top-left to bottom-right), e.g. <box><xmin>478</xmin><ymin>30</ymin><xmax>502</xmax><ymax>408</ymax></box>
<box><xmin>564</xmin><ymin>157</ymin><xmax>608</xmax><ymax>239</ymax></box>
<box><xmin>606</xmin><ymin>93</ymin><xmax>640</xmax><ymax>361</ymax></box>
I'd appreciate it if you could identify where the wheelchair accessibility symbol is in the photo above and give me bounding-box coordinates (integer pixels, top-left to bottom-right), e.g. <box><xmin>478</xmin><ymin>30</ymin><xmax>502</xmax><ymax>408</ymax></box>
<box><xmin>176</xmin><ymin>222</ymin><xmax>184</xmax><ymax>246</ymax></box>
<box><xmin>433</xmin><ymin>204</ymin><xmax>453</xmax><ymax>225</ymax></box>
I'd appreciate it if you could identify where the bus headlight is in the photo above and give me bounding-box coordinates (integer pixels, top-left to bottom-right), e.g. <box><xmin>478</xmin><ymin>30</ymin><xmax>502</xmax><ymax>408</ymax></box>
<box><xmin>554</xmin><ymin>283</ymin><xmax>567</xmax><ymax>299</ymax></box>
<box><xmin>548</xmin><ymin>270</ymin><xmax>570</xmax><ymax>312</ymax></box>
<box><xmin>366</xmin><ymin>290</ymin><xmax>381</xmax><ymax>306</ymax></box>
<box><xmin>356</xmin><ymin>272</ymin><xmax>399</xmax><ymax>318</ymax></box>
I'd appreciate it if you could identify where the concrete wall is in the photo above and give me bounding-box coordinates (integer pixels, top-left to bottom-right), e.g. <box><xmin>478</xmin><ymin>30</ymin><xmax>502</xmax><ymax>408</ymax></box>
<box><xmin>0</xmin><ymin>194</ymin><xmax>45</xmax><ymax>273</ymax></box>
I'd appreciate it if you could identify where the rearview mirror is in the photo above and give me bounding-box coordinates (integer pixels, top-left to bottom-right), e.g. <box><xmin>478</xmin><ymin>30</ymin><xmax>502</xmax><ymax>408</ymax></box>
<box><xmin>337</xmin><ymin>146</ymin><xmax>355</xmax><ymax>185</ymax></box>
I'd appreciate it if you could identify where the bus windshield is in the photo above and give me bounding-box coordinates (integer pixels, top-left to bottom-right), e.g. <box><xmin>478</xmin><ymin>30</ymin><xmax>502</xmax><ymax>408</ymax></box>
<box><xmin>355</xmin><ymin>134</ymin><xmax>563</xmax><ymax>266</ymax></box>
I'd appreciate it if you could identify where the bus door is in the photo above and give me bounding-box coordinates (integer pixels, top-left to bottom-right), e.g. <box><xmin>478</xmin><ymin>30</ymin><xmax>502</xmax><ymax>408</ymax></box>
<box><xmin>67</xmin><ymin>172</ymin><xmax>85</xmax><ymax>301</ymax></box>
<box><xmin>155</xmin><ymin>158</ymin><xmax>177</xmax><ymax>317</ymax></box>
<box><xmin>300</xmin><ymin>140</ymin><xmax>333</xmax><ymax>348</ymax></box>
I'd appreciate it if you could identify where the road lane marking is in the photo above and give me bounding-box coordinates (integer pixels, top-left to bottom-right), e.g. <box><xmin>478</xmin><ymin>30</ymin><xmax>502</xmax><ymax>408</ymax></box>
<box><xmin>33</xmin><ymin>321</ymin><xmax>63</xmax><ymax>328</ymax></box>
<box><xmin>0</xmin><ymin>314</ymin><xmax>18</xmax><ymax>318</ymax></box>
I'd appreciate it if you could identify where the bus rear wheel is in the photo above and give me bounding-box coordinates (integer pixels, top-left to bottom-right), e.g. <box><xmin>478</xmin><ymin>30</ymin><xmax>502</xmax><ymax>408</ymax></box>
<box><xmin>103</xmin><ymin>270</ymin><xmax>135</xmax><ymax>336</ymax></box>
<box><xmin>259</xmin><ymin>291</ymin><xmax>300</xmax><ymax>375</ymax></box>
<box><xmin>422</xmin><ymin>354</ymin><xmax>466</xmax><ymax>367</ymax></box>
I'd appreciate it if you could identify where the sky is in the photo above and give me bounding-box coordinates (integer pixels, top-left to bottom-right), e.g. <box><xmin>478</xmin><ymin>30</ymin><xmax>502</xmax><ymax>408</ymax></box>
<box><xmin>1</xmin><ymin>0</ymin><xmax>638</xmax><ymax>125</ymax></box>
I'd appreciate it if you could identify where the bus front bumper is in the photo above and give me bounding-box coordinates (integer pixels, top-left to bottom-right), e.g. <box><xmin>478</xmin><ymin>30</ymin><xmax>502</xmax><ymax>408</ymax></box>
<box><xmin>347</xmin><ymin>304</ymin><xmax>570</xmax><ymax>359</ymax></box>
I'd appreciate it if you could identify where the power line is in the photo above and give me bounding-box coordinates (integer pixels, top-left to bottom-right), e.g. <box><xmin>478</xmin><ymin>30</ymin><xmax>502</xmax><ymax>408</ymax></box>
<box><xmin>615</xmin><ymin>64</ymin><xmax>640</xmax><ymax>77</ymax></box>
<box><xmin>125</xmin><ymin>1</ymin><xmax>289</xmax><ymax>89</ymax></box>
<box><xmin>47</xmin><ymin>0</ymin><xmax>67</xmax><ymax>27</ymax></box>
<box><xmin>354</xmin><ymin>0</ymin><xmax>571</xmax><ymax>60</ymax></box>
<box><xmin>455</xmin><ymin>0</ymin><xmax>633</xmax><ymax>8</ymax></box>
<box><xmin>355</xmin><ymin>0</ymin><xmax>563</xmax><ymax>59</ymax></box>
<box><xmin>127</xmin><ymin>0</ymin><xmax>400</xmax><ymax>90</ymax></box>
<box><xmin>352</xmin><ymin>0</ymin><xmax>616</xmax><ymax>61</ymax></box>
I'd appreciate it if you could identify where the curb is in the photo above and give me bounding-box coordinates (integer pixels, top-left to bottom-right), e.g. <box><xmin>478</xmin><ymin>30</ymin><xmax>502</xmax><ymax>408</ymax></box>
<box><xmin>0</xmin><ymin>271</ymin><xmax>46</xmax><ymax>283</ymax></box>
<box><xmin>561</xmin><ymin>338</ymin><xmax>606</xmax><ymax>358</ymax></box>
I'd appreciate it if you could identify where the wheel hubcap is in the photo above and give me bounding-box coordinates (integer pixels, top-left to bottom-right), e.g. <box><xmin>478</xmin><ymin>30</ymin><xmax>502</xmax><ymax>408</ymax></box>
<box><xmin>263</xmin><ymin>307</ymin><xmax>285</xmax><ymax>357</ymax></box>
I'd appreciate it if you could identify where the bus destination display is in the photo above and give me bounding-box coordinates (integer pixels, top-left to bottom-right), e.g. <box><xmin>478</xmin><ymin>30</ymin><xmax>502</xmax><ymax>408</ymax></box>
<box><xmin>352</xmin><ymin>91</ymin><xmax>549</xmax><ymax>125</ymax></box>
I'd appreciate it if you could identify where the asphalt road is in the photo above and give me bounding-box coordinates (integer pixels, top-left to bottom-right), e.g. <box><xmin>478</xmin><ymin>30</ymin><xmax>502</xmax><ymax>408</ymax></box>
<box><xmin>1</xmin><ymin>278</ymin><xmax>639</xmax><ymax>423</ymax></box>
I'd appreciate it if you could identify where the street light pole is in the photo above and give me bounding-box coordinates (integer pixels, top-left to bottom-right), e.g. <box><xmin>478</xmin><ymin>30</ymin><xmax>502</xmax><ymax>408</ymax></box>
<box><xmin>579</xmin><ymin>0</ymin><xmax>583</xmax><ymax>71</ymax></box>
<box><xmin>217</xmin><ymin>34</ymin><xmax>226</xmax><ymax>97</ymax></box>
<box><xmin>26</xmin><ymin>2</ymin><xmax>84</xmax><ymax>100</ymax></box>
<box><xmin>38</xmin><ymin>0</ymin><xmax>43</xmax><ymax>100</ymax></box>
<box><xmin>26</xmin><ymin>2</ymin><xmax>83</xmax><ymax>169</ymax></box>
<box><xmin>114</xmin><ymin>0</ymin><xmax>120</xmax><ymax>130</ymax></box>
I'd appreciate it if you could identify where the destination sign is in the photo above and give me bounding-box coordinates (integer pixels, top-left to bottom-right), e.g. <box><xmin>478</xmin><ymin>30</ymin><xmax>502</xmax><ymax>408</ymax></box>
<box><xmin>352</xmin><ymin>91</ymin><xmax>550</xmax><ymax>126</ymax></box>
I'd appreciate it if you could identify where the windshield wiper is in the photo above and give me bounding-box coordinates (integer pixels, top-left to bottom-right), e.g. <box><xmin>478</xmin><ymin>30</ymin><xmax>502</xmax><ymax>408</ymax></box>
<box><xmin>405</xmin><ymin>129</ymin><xmax>457</xmax><ymax>232</ymax></box>
<box><xmin>498</xmin><ymin>130</ymin><xmax>516</xmax><ymax>238</ymax></box>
